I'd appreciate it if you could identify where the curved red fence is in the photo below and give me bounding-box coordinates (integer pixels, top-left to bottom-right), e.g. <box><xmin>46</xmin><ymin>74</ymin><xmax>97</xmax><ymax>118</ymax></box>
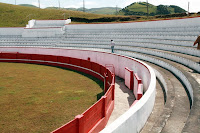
<box><xmin>0</xmin><ymin>52</ymin><xmax>115</xmax><ymax>133</ymax></box>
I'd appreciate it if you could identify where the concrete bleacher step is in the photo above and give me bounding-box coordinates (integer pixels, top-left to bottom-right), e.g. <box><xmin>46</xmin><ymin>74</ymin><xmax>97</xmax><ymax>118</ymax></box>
<box><xmin>116</xmin><ymin>46</ymin><xmax>200</xmax><ymax>72</ymax></box>
<box><xmin>65</xmin><ymin>31</ymin><xmax>200</xmax><ymax>36</ymax></box>
<box><xmin>63</xmin><ymin>37</ymin><xmax>194</xmax><ymax>44</ymax></box>
<box><xmin>65</xmin><ymin>26</ymin><xmax>200</xmax><ymax>32</ymax></box>
<box><xmin>64</xmin><ymin>34</ymin><xmax>196</xmax><ymax>41</ymax></box>
<box><xmin>140</xmin><ymin>47</ymin><xmax>200</xmax><ymax>63</ymax></box>
<box><xmin>140</xmin><ymin>63</ymin><xmax>172</xmax><ymax>133</ymax></box>
<box><xmin>58</xmin><ymin>40</ymin><xmax>193</xmax><ymax>47</ymax></box>
<box><xmin>140</xmin><ymin>79</ymin><xmax>165</xmax><ymax>133</ymax></box>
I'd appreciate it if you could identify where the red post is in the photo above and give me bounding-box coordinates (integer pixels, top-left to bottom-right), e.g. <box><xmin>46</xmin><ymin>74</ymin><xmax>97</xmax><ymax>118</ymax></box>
<box><xmin>102</xmin><ymin>96</ymin><xmax>107</xmax><ymax>118</ymax></box>
<box><xmin>130</xmin><ymin>71</ymin><xmax>134</xmax><ymax>90</ymax></box>
<box><xmin>104</xmin><ymin>73</ymin><xmax>108</xmax><ymax>93</ymax></box>
<box><xmin>75</xmin><ymin>114</ymin><xmax>84</xmax><ymax>133</ymax></box>
<box><xmin>112</xmin><ymin>85</ymin><xmax>115</xmax><ymax>100</ymax></box>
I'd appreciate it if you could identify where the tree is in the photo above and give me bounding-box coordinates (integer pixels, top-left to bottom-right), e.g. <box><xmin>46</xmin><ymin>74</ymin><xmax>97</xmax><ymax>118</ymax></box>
<box><xmin>169</xmin><ymin>5</ymin><xmax>186</xmax><ymax>13</ymax></box>
<box><xmin>157</xmin><ymin>5</ymin><xmax>170</xmax><ymax>15</ymax></box>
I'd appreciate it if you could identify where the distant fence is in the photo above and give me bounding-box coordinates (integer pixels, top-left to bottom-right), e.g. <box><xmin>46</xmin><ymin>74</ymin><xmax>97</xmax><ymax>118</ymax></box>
<box><xmin>0</xmin><ymin>52</ymin><xmax>115</xmax><ymax>133</ymax></box>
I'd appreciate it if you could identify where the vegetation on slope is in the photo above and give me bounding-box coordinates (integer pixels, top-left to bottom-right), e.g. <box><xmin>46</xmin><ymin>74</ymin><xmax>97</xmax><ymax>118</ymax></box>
<box><xmin>0</xmin><ymin>2</ymin><xmax>135</xmax><ymax>27</ymax></box>
<box><xmin>119</xmin><ymin>2</ymin><xmax>186</xmax><ymax>16</ymax></box>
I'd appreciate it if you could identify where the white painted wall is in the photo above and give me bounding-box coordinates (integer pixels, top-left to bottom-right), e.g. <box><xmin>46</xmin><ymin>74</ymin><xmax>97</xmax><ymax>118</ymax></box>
<box><xmin>26</xmin><ymin>19</ymin><xmax>36</xmax><ymax>28</ymax></box>
<box><xmin>34</xmin><ymin>19</ymin><xmax>71</xmax><ymax>27</ymax></box>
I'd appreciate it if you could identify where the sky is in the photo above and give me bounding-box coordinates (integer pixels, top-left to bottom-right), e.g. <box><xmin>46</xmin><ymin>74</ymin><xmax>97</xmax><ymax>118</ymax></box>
<box><xmin>1</xmin><ymin>0</ymin><xmax>200</xmax><ymax>12</ymax></box>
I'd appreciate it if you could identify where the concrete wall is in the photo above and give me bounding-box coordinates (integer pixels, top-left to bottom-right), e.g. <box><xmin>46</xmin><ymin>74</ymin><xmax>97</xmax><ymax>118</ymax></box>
<box><xmin>26</xmin><ymin>20</ymin><xmax>36</xmax><ymax>28</ymax></box>
<box><xmin>0</xmin><ymin>19</ymin><xmax>71</xmax><ymax>37</ymax></box>
<box><xmin>34</xmin><ymin>19</ymin><xmax>71</xmax><ymax>27</ymax></box>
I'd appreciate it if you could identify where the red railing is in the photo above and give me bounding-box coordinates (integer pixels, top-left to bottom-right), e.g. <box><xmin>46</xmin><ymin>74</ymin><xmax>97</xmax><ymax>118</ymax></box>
<box><xmin>0</xmin><ymin>52</ymin><xmax>115</xmax><ymax>133</ymax></box>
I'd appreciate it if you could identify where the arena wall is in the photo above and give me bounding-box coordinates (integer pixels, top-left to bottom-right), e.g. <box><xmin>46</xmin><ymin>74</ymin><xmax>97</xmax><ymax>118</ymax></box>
<box><xmin>0</xmin><ymin>47</ymin><xmax>156</xmax><ymax>133</ymax></box>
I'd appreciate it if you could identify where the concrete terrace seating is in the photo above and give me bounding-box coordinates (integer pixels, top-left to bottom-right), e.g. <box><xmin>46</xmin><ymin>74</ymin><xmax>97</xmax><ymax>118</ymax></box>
<box><xmin>0</xmin><ymin>17</ymin><xmax>200</xmax><ymax>132</ymax></box>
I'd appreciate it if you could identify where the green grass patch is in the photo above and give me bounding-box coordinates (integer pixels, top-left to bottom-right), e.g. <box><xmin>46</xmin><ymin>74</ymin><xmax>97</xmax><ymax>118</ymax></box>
<box><xmin>0</xmin><ymin>62</ymin><xmax>103</xmax><ymax>133</ymax></box>
<box><xmin>0</xmin><ymin>2</ymin><xmax>133</xmax><ymax>27</ymax></box>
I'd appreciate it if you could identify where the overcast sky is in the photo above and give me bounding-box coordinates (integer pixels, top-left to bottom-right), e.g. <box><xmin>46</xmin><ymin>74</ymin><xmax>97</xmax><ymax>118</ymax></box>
<box><xmin>1</xmin><ymin>0</ymin><xmax>200</xmax><ymax>12</ymax></box>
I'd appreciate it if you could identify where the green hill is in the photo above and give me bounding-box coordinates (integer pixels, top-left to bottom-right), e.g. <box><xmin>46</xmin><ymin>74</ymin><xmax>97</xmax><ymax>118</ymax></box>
<box><xmin>18</xmin><ymin>4</ymin><xmax>38</xmax><ymax>8</ymax></box>
<box><xmin>81</xmin><ymin>7</ymin><xmax>122</xmax><ymax>15</ymax></box>
<box><xmin>0</xmin><ymin>2</ymin><xmax>134</xmax><ymax>27</ymax></box>
<box><xmin>119</xmin><ymin>2</ymin><xmax>186</xmax><ymax>16</ymax></box>
<box><xmin>46</xmin><ymin>7</ymin><xmax>122</xmax><ymax>15</ymax></box>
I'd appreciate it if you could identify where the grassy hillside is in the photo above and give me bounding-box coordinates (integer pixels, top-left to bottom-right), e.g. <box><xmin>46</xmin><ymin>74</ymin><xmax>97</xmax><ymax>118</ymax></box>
<box><xmin>0</xmin><ymin>3</ymin><xmax>133</xmax><ymax>27</ymax></box>
<box><xmin>119</xmin><ymin>2</ymin><xmax>186</xmax><ymax>16</ymax></box>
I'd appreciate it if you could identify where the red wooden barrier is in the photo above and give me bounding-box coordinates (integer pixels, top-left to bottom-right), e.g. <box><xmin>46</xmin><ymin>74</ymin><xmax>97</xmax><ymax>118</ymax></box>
<box><xmin>17</xmin><ymin>53</ymin><xmax>31</xmax><ymax>59</ymax></box>
<box><xmin>82</xmin><ymin>98</ymin><xmax>104</xmax><ymax>133</ymax></box>
<box><xmin>0</xmin><ymin>52</ymin><xmax>18</xmax><ymax>59</ymax></box>
<box><xmin>91</xmin><ymin>62</ymin><xmax>101</xmax><ymax>74</ymax></box>
<box><xmin>31</xmin><ymin>54</ymin><xmax>45</xmax><ymax>60</ymax></box>
<box><xmin>81</xmin><ymin>60</ymin><xmax>91</xmax><ymax>69</ymax></box>
<box><xmin>0</xmin><ymin>52</ymin><xmax>115</xmax><ymax>133</ymax></box>
<box><xmin>57</xmin><ymin>56</ymin><xmax>70</xmax><ymax>64</ymax></box>
<box><xmin>70</xmin><ymin>58</ymin><xmax>81</xmax><ymax>66</ymax></box>
<box><xmin>51</xmin><ymin>119</ymin><xmax>78</xmax><ymax>133</ymax></box>
<box><xmin>44</xmin><ymin>55</ymin><xmax>58</xmax><ymax>62</ymax></box>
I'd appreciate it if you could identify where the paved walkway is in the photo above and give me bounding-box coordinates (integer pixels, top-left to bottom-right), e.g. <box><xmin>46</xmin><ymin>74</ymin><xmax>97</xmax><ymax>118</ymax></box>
<box><xmin>107</xmin><ymin>76</ymin><xmax>135</xmax><ymax>126</ymax></box>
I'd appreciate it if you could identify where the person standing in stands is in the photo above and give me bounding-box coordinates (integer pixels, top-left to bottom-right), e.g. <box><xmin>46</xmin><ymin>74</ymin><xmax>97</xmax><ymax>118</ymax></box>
<box><xmin>193</xmin><ymin>35</ymin><xmax>200</xmax><ymax>63</ymax></box>
<box><xmin>110</xmin><ymin>40</ymin><xmax>115</xmax><ymax>53</ymax></box>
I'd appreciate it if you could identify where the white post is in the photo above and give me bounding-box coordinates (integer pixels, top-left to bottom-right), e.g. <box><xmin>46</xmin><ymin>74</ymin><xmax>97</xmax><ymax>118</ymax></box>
<box><xmin>38</xmin><ymin>0</ymin><xmax>40</xmax><ymax>9</ymax></box>
<box><xmin>188</xmin><ymin>2</ymin><xmax>190</xmax><ymax>16</ymax></box>
<box><xmin>146</xmin><ymin>0</ymin><xmax>149</xmax><ymax>18</ymax></box>
<box><xmin>58</xmin><ymin>0</ymin><xmax>60</xmax><ymax>9</ymax></box>
<box><xmin>83</xmin><ymin>0</ymin><xmax>85</xmax><ymax>12</ymax></box>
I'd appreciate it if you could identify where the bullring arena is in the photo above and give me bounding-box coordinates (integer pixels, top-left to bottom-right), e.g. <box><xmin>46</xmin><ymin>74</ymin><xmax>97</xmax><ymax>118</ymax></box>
<box><xmin>0</xmin><ymin>17</ymin><xmax>200</xmax><ymax>133</ymax></box>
